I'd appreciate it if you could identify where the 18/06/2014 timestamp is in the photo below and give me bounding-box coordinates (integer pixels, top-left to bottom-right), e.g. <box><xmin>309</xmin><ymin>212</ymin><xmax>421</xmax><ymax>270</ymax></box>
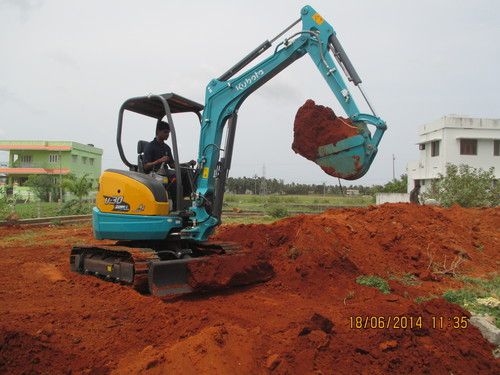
<box><xmin>349</xmin><ymin>316</ymin><xmax>469</xmax><ymax>329</ymax></box>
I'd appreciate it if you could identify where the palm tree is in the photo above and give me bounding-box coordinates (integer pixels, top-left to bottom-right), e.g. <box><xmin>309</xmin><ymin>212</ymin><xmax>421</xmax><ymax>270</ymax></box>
<box><xmin>62</xmin><ymin>173</ymin><xmax>93</xmax><ymax>203</ymax></box>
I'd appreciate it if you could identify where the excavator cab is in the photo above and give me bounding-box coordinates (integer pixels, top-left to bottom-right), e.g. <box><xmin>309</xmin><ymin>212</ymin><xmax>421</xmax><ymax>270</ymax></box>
<box><xmin>116</xmin><ymin>93</ymin><xmax>204</xmax><ymax>211</ymax></box>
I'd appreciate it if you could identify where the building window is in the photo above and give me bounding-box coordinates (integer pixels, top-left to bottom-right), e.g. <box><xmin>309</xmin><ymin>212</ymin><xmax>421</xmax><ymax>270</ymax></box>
<box><xmin>49</xmin><ymin>154</ymin><xmax>60</xmax><ymax>163</ymax></box>
<box><xmin>19</xmin><ymin>155</ymin><xmax>33</xmax><ymax>163</ymax></box>
<box><xmin>431</xmin><ymin>141</ymin><xmax>440</xmax><ymax>157</ymax></box>
<box><xmin>89</xmin><ymin>158</ymin><xmax>94</xmax><ymax>166</ymax></box>
<box><xmin>494</xmin><ymin>140</ymin><xmax>500</xmax><ymax>156</ymax></box>
<box><xmin>421</xmin><ymin>179</ymin><xmax>425</xmax><ymax>186</ymax></box>
<box><xmin>460</xmin><ymin>139</ymin><xmax>477</xmax><ymax>155</ymax></box>
<box><xmin>82</xmin><ymin>157</ymin><xmax>88</xmax><ymax>165</ymax></box>
<box><xmin>419</xmin><ymin>143</ymin><xmax>425</xmax><ymax>150</ymax></box>
<box><xmin>72</xmin><ymin>155</ymin><xmax>78</xmax><ymax>163</ymax></box>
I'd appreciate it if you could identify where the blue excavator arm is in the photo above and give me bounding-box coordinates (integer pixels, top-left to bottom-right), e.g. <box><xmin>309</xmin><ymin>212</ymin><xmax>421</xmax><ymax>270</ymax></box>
<box><xmin>182</xmin><ymin>5</ymin><xmax>387</xmax><ymax>241</ymax></box>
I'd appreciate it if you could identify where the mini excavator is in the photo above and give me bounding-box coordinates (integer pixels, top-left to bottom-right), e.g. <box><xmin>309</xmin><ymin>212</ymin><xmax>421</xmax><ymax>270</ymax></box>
<box><xmin>70</xmin><ymin>5</ymin><xmax>387</xmax><ymax>296</ymax></box>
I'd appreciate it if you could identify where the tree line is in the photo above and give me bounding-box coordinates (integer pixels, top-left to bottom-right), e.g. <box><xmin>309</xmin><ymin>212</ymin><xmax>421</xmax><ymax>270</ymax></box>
<box><xmin>225</xmin><ymin>174</ymin><xmax>409</xmax><ymax>195</ymax></box>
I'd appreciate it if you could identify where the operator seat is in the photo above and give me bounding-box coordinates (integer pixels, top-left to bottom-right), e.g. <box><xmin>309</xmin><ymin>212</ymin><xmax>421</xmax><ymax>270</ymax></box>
<box><xmin>137</xmin><ymin>140</ymin><xmax>149</xmax><ymax>173</ymax></box>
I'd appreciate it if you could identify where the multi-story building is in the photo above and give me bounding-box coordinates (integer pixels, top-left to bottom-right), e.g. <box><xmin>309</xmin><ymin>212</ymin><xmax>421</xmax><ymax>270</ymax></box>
<box><xmin>0</xmin><ymin>140</ymin><xmax>103</xmax><ymax>187</ymax></box>
<box><xmin>407</xmin><ymin>115</ymin><xmax>500</xmax><ymax>193</ymax></box>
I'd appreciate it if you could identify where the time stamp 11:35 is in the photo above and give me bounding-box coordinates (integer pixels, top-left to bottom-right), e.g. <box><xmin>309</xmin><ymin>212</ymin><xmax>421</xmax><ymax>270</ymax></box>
<box><xmin>349</xmin><ymin>316</ymin><xmax>469</xmax><ymax>330</ymax></box>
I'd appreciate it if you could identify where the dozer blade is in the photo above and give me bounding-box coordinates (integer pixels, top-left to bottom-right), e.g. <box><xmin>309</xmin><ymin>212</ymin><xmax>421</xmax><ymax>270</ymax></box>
<box><xmin>148</xmin><ymin>254</ymin><xmax>275</xmax><ymax>297</ymax></box>
<box><xmin>148</xmin><ymin>258</ymin><xmax>197</xmax><ymax>296</ymax></box>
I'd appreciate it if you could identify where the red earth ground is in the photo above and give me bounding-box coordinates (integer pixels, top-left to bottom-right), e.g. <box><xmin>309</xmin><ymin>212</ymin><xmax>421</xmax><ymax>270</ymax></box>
<box><xmin>0</xmin><ymin>204</ymin><xmax>499</xmax><ymax>374</ymax></box>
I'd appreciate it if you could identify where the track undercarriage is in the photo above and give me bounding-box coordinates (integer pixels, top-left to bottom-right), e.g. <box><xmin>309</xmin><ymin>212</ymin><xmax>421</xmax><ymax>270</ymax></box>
<box><xmin>70</xmin><ymin>240</ymin><xmax>273</xmax><ymax>296</ymax></box>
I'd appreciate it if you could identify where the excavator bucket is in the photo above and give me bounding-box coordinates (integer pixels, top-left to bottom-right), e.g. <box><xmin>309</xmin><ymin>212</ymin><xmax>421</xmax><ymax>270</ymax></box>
<box><xmin>292</xmin><ymin>100</ymin><xmax>386</xmax><ymax>180</ymax></box>
<box><xmin>315</xmin><ymin>124</ymin><xmax>373</xmax><ymax>180</ymax></box>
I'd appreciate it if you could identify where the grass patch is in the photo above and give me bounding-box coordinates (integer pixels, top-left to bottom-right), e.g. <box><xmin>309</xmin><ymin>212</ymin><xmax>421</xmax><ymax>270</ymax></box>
<box><xmin>389</xmin><ymin>273</ymin><xmax>421</xmax><ymax>286</ymax></box>
<box><xmin>221</xmin><ymin>215</ymin><xmax>278</xmax><ymax>225</ymax></box>
<box><xmin>223</xmin><ymin>194</ymin><xmax>373</xmax><ymax>213</ymax></box>
<box><xmin>266</xmin><ymin>205</ymin><xmax>289</xmax><ymax>218</ymax></box>
<box><xmin>443</xmin><ymin>275</ymin><xmax>499</xmax><ymax>328</ymax></box>
<box><xmin>3</xmin><ymin>230</ymin><xmax>39</xmax><ymax>246</ymax></box>
<box><xmin>2</xmin><ymin>202</ymin><xmax>93</xmax><ymax>220</ymax></box>
<box><xmin>356</xmin><ymin>275</ymin><xmax>391</xmax><ymax>294</ymax></box>
<box><xmin>414</xmin><ymin>294</ymin><xmax>438</xmax><ymax>304</ymax></box>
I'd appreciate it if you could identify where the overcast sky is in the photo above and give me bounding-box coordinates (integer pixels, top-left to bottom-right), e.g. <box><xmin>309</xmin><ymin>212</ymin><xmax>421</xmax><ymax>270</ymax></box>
<box><xmin>1</xmin><ymin>0</ymin><xmax>499</xmax><ymax>185</ymax></box>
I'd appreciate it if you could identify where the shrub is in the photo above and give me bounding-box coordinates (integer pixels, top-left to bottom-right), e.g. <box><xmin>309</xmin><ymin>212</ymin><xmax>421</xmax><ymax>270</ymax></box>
<box><xmin>266</xmin><ymin>205</ymin><xmax>289</xmax><ymax>218</ymax></box>
<box><xmin>423</xmin><ymin>164</ymin><xmax>499</xmax><ymax>207</ymax></box>
<box><xmin>356</xmin><ymin>275</ymin><xmax>391</xmax><ymax>294</ymax></box>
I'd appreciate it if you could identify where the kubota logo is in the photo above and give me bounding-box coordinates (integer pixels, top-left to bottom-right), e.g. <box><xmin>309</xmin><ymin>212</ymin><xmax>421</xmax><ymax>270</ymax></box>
<box><xmin>235</xmin><ymin>69</ymin><xmax>264</xmax><ymax>91</ymax></box>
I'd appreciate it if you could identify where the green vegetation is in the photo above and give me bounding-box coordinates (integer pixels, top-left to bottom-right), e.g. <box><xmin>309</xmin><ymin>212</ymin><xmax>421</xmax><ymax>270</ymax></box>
<box><xmin>356</xmin><ymin>275</ymin><xmax>391</xmax><ymax>294</ymax></box>
<box><xmin>3</xmin><ymin>230</ymin><xmax>38</xmax><ymax>246</ymax></box>
<box><xmin>221</xmin><ymin>215</ymin><xmax>278</xmax><ymax>225</ymax></box>
<box><xmin>443</xmin><ymin>275</ymin><xmax>500</xmax><ymax>328</ymax></box>
<box><xmin>378</xmin><ymin>174</ymin><xmax>408</xmax><ymax>193</ymax></box>
<box><xmin>0</xmin><ymin>201</ymin><xmax>93</xmax><ymax>220</ymax></box>
<box><xmin>225</xmin><ymin>176</ymin><xmax>375</xmax><ymax>195</ymax></box>
<box><xmin>414</xmin><ymin>294</ymin><xmax>438</xmax><ymax>304</ymax></box>
<box><xmin>266</xmin><ymin>205</ymin><xmax>289</xmax><ymax>218</ymax></box>
<box><xmin>61</xmin><ymin>174</ymin><xmax>94</xmax><ymax>214</ymax></box>
<box><xmin>223</xmin><ymin>193</ymin><xmax>373</xmax><ymax>213</ymax></box>
<box><xmin>26</xmin><ymin>174</ymin><xmax>60</xmax><ymax>202</ymax></box>
<box><xmin>423</xmin><ymin>164</ymin><xmax>499</xmax><ymax>207</ymax></box>
<box><xmin>389</xmin><ymin>273</ymin><xmax>421</xmax><ymax>286</ymax></box>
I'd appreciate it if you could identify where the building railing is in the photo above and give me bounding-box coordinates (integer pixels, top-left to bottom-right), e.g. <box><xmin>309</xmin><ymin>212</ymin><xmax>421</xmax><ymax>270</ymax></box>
<box><xmin>6</xmin><ymin>162</ymin><xmax>63</xmax><ymax>169</ymax></box>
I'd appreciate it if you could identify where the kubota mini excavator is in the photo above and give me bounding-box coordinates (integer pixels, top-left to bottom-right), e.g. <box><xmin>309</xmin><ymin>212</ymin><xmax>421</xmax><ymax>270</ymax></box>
<box><xmin>70</xmin><ymin>5</ymin><xmax>387</xmax><ymax>296</ymax></box>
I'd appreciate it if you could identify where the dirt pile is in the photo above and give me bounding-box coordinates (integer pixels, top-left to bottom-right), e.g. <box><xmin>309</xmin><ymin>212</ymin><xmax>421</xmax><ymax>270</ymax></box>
<box><xmin>187</xmin><ymin>252</ymin><xmax>275</xmax><ymax>291</ymax></box>
<box><xmin>0</xmin><ymin>204</ymin><xmax>499</xmax><ymax>374</ymax></box>
<box><xmin>292</xmin><ymin>99</ymin><xmax>359</xmax><ymax>166</ymax></box>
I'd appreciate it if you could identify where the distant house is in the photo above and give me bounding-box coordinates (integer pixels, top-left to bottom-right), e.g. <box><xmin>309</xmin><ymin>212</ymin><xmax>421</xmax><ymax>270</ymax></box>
<box><xmin>346</xmin><ymin>189</ymin><xmax>360</xmax><ymax>196</ymax></box>
<box><xmin>407</xmin><ymin>115</ymin><xmax>500</xmax><ymax>193</ymax></box>
<box><xmin>0</xmin><ymin>140</ymin><xmax>103</xmax><ymax>187</ymax></box>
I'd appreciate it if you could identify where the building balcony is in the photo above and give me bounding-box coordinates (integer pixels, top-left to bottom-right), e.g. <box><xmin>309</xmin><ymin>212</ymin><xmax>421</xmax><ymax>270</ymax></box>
<box><xmin>0</xmin><ymin>162</ymin><xmax>70</xmax><ymax>175</ymax></box>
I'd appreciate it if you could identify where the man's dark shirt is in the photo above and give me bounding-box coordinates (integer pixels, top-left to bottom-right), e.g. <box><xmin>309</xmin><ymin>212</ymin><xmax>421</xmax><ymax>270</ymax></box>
<box><xmin>143</xmin><ymin>138</ymin><xmax>174</xmax><ymax>173</ymax></box>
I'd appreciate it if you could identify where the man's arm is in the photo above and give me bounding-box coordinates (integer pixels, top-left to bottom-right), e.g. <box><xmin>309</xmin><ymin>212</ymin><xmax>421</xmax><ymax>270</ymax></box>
<box><xmin>143</xmin><ymin>144</ymin><xmax>169</xmax><ymax>172</ymax></box>
<box><xmin>166</xmin><ymin>146</ymin><xmax>175</xmax><ymax>169</ymax></box>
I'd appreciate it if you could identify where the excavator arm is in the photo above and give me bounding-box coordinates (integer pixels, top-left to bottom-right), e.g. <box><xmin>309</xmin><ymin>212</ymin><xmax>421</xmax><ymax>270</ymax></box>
<box><xmin>182</xmin><ymin>5</ymin><xmax>387</xmax><ymax>242</ymax></box>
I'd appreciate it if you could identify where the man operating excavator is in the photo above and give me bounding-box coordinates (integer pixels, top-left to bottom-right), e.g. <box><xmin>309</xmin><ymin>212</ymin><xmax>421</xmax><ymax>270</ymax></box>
<box><xmin>143</xmin><ymin>120</ymin><xmax>175</xmax><ymax>173</ymax></box>
<box><xmin>143</xmin><ymin>120</ymin><xmax>195</xmax><ymax>209</ymax></box>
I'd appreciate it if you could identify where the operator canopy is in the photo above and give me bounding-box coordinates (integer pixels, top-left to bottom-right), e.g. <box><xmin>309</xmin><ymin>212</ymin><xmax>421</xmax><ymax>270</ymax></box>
<box><xmin>122</xmin><ymin>93</ymin><xmax>204</xmax><ymax>119</ymax></box>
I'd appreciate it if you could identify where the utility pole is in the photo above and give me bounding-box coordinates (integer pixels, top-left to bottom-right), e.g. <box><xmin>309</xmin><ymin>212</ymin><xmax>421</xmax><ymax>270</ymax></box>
<box><xmin>59</xmin><ymin>150</ymin><xmax>63</xmax><ymax>206</ymax></box>
<box><xmin>392</xmin><ymin>154</ymin><xmax>396</xmax><ymax>180</ymax></box>
<box><xmin>260</xmin><ymin>164</ymin><xmax>267</xmax><ymax>195</ymax></box>
<box><xmin>338</xmin><ymin>178</ymin><xmax>344</xmax><ymax>195</ymax></box>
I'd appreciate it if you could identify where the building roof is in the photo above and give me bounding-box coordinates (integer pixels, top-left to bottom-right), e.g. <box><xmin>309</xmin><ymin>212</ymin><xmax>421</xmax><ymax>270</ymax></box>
<box><xmin>0</xmin><ymin>168</ymin><xmax>70</xmax><ymax>175</ymax></box>
<box><xmin>0</xmin><ymin>141</ymin><xmax>103</xmax><ymax>155</ymax></box>
<box><xmin>0</xmin><ymin>145</ymin><xmax>72</xmax><ymax>151</ymax></box>
<box><xmin>419</xmin><ymin>115</ymin><xmax>500</xmax><ymax>135</ymax></box>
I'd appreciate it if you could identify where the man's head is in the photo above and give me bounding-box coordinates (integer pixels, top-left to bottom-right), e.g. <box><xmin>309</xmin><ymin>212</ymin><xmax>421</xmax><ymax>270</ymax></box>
<box><xmin>156</xmin><ymin>120</ymin><xmax>170</xmax><ymax>141</ymax></box>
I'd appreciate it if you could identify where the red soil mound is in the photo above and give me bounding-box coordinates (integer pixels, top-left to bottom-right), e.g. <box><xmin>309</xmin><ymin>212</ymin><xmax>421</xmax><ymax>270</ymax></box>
<box><xmin>292</xmin><ymin>99</ymin><xmax>359</xmax><ymax>162</ymax></box>
<box><xmin>1</xmin><ymin>204</ymin><xmax>499</xmax><ymax>374</ymax></box>
<box><xmin>187</xmin><ymin>252</ymin><xmax>275</xmax><ymax>291</ymax></box>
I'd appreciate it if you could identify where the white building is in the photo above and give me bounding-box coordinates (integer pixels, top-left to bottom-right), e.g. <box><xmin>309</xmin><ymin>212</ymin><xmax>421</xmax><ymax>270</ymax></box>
<box><xmin>407</xmin><ymin>115</ymin><xmax>500</xmax><ymax>193</ymax></box>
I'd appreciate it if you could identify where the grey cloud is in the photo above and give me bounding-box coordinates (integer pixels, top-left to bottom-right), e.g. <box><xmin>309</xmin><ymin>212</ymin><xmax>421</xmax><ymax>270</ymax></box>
<box><xmin>48</xmin><ymin>50</ymin><xmax>79</xmax><ymax>70</ymax></box>
<box><xmin>0</xmin><ymin>86</ymin><xmax>44</xmax><ymax>115</ymax></box>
